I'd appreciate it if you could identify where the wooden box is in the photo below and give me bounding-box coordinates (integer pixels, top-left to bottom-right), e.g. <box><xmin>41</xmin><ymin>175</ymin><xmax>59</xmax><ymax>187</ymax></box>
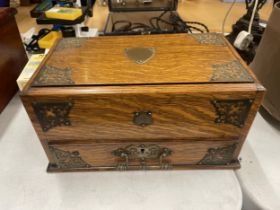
<box><xmin>103</xmin><ymin>0</ymin><xmax>184</xmax><ymax>35</ymax></box>
<box><xmin>21</xmin><ymin>33</ymin><xmax>264</xmax><ymax>172</ymax></box>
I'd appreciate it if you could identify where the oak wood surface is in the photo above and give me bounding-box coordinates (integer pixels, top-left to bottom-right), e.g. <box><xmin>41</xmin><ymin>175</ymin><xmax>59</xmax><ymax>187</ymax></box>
<box><xmin>24</xmin><ymin>83</ymin><xmax>260</xmax><ymax>96</ymax></box>
<box><xmin>31</xmin><ymin>34</ymin><xmax>256</xmax><ymax>87</ymax></box>
<box><xmin>233</xmin><ymin>87</ymin><xmax>265</xmax><ymax>158</ymax></box>
<box><xmin>49</xmin><ymin>140</ymin><xmax>239</xmax><ymax>169</ymax></box>
<box><xmin>22</xmin><ymin>84</ymin><xmax>259</xmax><ymax>141</ymax></box>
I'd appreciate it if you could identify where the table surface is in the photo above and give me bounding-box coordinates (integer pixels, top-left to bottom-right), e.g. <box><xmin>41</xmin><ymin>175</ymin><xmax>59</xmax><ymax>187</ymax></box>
<box><xmin>235</xmin><ymin>111</ymin><xmax>280</xmax><ymax>209</ymax></box>
<box><xmin>0</xmin><ymin>95</ymin><xmax>242</xmax><ymax>210</ymax></box>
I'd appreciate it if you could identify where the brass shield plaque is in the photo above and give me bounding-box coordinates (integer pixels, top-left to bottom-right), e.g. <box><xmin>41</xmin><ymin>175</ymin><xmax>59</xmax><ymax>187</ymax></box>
<box><xmin>124</xmin><ymin>48</ymin><xmax>155</xmax><ymax>64</ymax></box>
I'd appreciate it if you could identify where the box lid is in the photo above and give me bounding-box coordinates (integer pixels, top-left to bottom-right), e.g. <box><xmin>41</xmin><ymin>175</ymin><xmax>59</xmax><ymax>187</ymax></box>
<box><xmin>108</xmin><ymin>0</ymin><xmax>177</xmax><ymax>12</ymax></box>
<box><xmin>31</xmin><ymin>33</ymin><xmax>256</xmax><ymax>88</ymax></box>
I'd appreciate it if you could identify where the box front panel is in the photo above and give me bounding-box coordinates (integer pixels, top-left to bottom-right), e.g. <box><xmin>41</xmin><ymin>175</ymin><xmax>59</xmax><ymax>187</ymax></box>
<box><xmin>22</xmin><ymin>86</ymin><xmax>257</xmax><ymax>142</ymax></box>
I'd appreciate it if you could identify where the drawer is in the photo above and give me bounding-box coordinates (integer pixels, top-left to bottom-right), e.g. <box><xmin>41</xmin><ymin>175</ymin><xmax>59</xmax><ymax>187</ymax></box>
<box><xmin>47</xmin><ymin>140</ymin><xmax>240</xmax><ymax>171</ymax></box>
<box><xmin>23</xmin><ymin>87</ymin><xmax>256</xmax><ymax>141</ymax></box>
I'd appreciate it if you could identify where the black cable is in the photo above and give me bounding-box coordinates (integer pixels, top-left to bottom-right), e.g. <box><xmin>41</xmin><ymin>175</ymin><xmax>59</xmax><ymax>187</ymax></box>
<box><xmin>112</xmin><ymin>20</ymin><xmax>132</xmax><ymax>32</ymax></box>
<box><xmin>132</xmin><ymin>22</ymin><xmax>151</xmax><ymax>28</ymax></box>
<box><xmin>111</xmin><ymin>11</ymin><xmax>209</xmax><ymax>34</ymax></box>
<box><xmin>157</xmin><ymin>11</ymin><xmax>186</xmax><ymax>32</ymax></box>
<box><xmin>186</xmin><ymin>21</ymin><xmax>209</xmax><ymax>33</ymax></box>
<box><xmin>188</xmin><ymin>25</ymin><xmax>204</xmax><ymax>33</ymax></box>
<box><xmin>130</xmin><ymin>23</ymin><xmax>152</xmax><ymax>31</ymax></box>
<box><xmin>149</xmin><ymin>17</ymin><xmax>158</xmax><ymax>30</ymax></box>
<box><xmin>157</xmin><ymin>18</ymin><xmax>176</xmax><ymax>28</ymax></box>
<box><xmin>158</xmin><ymin>10</ymin><xmax>168</xmax><ymax>18</ymax></box>
<box><xmin>156</xmin><ymin>18</ymin><xmax>162</xmax><ymax>31</ymax></box>
<box><xmin>25</xmin><ymin>28</ymin><xmax>51</xmax><ymax>53</ymax></box>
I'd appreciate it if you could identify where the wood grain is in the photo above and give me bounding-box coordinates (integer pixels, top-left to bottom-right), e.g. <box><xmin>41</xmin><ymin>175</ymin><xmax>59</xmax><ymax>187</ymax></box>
<box><xmin>31</xmin><ymin>34</ymin><xmax>257</xmax><ymax>87</ymax></box>
<box><xmin>233</xmin><ymin>85</ymin><xmax>265</xmax><ymax>158</ymax></box>
<box><xmin>48</xmin><ymin>139</ymin><xmax>240</xmax><ymax>171</ymax></box>
<box><xmin>21</xmin><ymin>84</ymin><xmax>259</xmax><ymax>141</ymax></box>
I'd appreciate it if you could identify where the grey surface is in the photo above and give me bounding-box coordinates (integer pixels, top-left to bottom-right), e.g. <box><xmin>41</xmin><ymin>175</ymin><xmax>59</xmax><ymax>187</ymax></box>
<box><xmin>0</xmin><ymin>95</ymin><xmax>242</xmax><ymax>210</ymax></box>
<box><xmin>250</xmin><ymin>2</ymin><xmax>280</xmax><ymax>121</ymax></box>
<box><xmin>236</xmin><ymin>109</ymin><xmax>280</xmax><ymax>210</ymax></box>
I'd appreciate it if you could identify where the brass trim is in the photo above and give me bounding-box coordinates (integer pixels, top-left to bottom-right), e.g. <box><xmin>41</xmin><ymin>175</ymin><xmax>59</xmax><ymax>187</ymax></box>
<box><xmin>32</xmin><ymin>101</ymin><xmax>73</xmax><ymax>132</ymax></box>
<box><xmin>49</xmin><ymin>146</ymin><xmax>91</xmax><ymax>169</ymax></box>
<box><xmin>113</xmin><ymin>144</ymin><xmax>172</xmax><ymax>170</ymax></box>
<box><xmin>191</xmin><ymin>33</ymin><xmax>226</xmax><ymax>46</ymax></box>
<box><xmin>211</xmin><ymin>99</ymin><xmax>253</xmax><ymax>128</ymax></box>
<box><xmin>32</xmin><ymin>65</ymin><xmax>75</xmax><ymax>86</ymax></box>
<box><xmin>198</xmin><ymin>144</ymin><xmax>237</xmax><ymax>165</ymax></box>
<box><xmin>124</xmin><ymin>48</ymin><xmax>155</xmax><ymax>64</ymax></box>
<box><xmin>211</xmin><ymin>60</ymin><xmax>254</xmax><ymax>82</ymax></box>
<box><xmin>55</xmin><ymin>38</ymin><xmax>87</xmax><ymax>51</ymax></box>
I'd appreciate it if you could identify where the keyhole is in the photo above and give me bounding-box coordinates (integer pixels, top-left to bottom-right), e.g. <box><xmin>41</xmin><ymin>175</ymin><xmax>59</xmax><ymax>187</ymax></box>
<box><xmin>141</xmin><ymin>148</ymin><xmax>145</xmax><ymax>154</ymax></box>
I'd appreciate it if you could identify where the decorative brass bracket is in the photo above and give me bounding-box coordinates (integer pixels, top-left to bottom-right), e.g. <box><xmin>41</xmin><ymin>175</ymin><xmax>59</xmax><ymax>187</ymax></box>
<box><xmin>49</xmin><ymin>146</ymin><xmax>91</xmax><ymax>169</ymax></box>
<box><xmin>191</xmin><ymin>33</ymin><xmax>226</xmax><ymax>46</ymax></box>
<box><xmin>124</xmin><ymin>48</ymin><xmax>155</xmax><ymax>64</ymax></box>
<box><xmin>55</xmin><ymin>38</ymin><xmax>87</xmax><ymax>51</ymax></box>
<box><xmin>32</xmin><ymin>65</ymin><xmax>75</xmax><ymax>86</ymax></box>
<box><xmin>211</xmin><ymin>60</ymin><xmax>254</xmax><ymax>82</ymax></box>
<box><xmin>112</xmin><ymin>144</ymin><xmax>172</xmax><ymax>170</ymax></box>
<box><xmin>32</xmin><ymin>101</ymin><xmax>73</xmax><ymax>132</ymax></box>
<box><xmin>198</xmin><ymin>144</ymin><xmax>237</xmax><ymax>165</ymax></box>
<box><xmin>211</xmin><ymin>99</ymin><xmax>253</xmax><ymax>128</ymax></box>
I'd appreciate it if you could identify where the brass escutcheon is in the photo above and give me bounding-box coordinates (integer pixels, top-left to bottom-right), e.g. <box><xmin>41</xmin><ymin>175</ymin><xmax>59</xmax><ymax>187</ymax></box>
<box><xmin>124</xmin><ymin>48</ymin><xmax>155</xmax><ymax>64</ymax></box>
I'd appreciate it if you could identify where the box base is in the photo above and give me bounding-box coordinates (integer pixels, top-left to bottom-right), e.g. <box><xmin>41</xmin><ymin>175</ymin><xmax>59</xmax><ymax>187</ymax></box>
<box><xmin>47</xmin><ymin>161</ymin><xmax>241</xmax><ymax>172</ymax></box>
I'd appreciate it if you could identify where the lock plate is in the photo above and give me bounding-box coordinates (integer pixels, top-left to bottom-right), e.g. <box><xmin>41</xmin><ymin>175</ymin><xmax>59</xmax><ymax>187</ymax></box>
<box><xmin>113</xmin><ymin>144</ymin><xmax>172</xmax><ymax>170</ymax></box>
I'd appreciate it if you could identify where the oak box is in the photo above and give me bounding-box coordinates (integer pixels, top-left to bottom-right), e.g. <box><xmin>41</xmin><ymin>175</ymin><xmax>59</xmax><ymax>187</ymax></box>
<box><xmin>21</xmin><ymin>33</ymin><xmax>265</xmax><ymax>172</ymax></box>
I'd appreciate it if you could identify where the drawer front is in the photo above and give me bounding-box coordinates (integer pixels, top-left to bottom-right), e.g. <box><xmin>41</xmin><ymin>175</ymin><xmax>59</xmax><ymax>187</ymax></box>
<box><xmin>24</xmin><ymin>90</ymin><xmax>256</xmax><ymax>141</ymax></box>
<box><xmin>47</xmin><ymin>140</ymin><xmax>240</xmax><ymax>171</ymax></box>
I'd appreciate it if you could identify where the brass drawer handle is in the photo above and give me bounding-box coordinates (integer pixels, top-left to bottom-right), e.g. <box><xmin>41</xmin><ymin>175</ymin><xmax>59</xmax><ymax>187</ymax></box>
<box><xmin>112</xmin><ymin>144</ymin><xmax>172</xmax><ymax>170</ymax></box>
<box><xmin>133</xmin><ymin>111</ymin><xmax>153</xmax><ymax>127</ymax></box>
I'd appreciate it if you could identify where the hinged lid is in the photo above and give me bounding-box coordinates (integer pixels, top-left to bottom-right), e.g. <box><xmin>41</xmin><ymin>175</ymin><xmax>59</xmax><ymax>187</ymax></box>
<box><xmin>108</xmin><ymin>0</ymin><xmax>178</xmax><ymax>12</ymax></box>
<box><xmin>31</xmin><ymin>33</ymin><xmax>255</xmax><ymax>88</ymax></box>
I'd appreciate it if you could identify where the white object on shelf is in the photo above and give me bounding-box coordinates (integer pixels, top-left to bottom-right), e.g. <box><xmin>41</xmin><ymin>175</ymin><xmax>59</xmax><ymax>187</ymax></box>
<box><xmin>16</xmin><ymin>54</ymin><xmax>45</xmax><ymax>91</ymax></box>
<box><xmin>234</xmin><ymin>30</ymin><xmax>254</xmax><ymax>50</ymax></box>
<box><xmin>75</xmin><ymin>25</ymin><xmax>98</xmax><ymax>37</ymax></box>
